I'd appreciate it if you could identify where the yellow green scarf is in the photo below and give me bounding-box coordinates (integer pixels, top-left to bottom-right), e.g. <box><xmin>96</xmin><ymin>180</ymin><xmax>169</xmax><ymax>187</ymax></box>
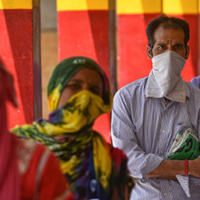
<box><xmin>11</xmin><ymin>57</ymin><xmax>133</xmax><ymax>199</ymax></box>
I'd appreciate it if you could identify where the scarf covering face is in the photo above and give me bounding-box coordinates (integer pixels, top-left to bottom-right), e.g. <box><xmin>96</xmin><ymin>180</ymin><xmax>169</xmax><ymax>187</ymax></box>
<box><xmin>11</xmin><ymin>56</ymin><xmax>133</xmax><ymax>200</ymax></box>
<box><xmin>146</xmin><ymin>50</ymin><xmax>186</xmax><ymax>103</ymax></box>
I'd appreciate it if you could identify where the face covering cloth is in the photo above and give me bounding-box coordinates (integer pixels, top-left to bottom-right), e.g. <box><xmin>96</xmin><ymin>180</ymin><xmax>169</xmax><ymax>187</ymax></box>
<box><xmin>146</xmin><ymin>50</ymin><xmax>186</xmax><ymax>103</ymax></box>
<box><xmin>11</xmin><ymin>56</ymin><xmax>133</xmax><ymax>200</ymax></box>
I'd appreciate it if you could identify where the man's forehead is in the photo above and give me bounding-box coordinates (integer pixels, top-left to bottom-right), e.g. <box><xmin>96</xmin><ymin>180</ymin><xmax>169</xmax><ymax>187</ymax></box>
<box><xmin>154</xmin><ymin>26</ymin><xmax>185</xmax><ymax>43</ymax></box>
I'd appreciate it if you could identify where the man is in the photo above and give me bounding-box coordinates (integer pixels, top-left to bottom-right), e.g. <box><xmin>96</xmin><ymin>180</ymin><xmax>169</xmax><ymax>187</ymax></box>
<box><xmin>111</xmin><ymin>16</ymin><xmax>200</xmax><ymax>199</ymax></box>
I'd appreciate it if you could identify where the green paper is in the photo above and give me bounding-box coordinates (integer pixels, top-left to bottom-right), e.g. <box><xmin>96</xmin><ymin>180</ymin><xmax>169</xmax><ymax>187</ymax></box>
<box><xmin>167</xmin><ymin>128</ymin><xmax>200</xmax><ymax>160</ymax></box>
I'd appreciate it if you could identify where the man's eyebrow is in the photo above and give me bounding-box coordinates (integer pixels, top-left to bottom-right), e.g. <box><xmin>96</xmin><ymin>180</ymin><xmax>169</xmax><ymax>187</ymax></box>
<box><xmin>157</xmin><ymin>43</ymin><xmax>167</xmax><ymax>45</ymax></box>
<box><xmin>173</xmin><ymin>43</ymin><xmax>184</xmax><ymax>46</ymax></box>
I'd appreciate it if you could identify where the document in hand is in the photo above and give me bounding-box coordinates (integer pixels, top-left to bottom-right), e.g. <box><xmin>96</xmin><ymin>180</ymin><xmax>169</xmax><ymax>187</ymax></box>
<box><xmin>167</xmin><ymin>128</ymin><xmax>200</xmax><ymax>160</ymax></box>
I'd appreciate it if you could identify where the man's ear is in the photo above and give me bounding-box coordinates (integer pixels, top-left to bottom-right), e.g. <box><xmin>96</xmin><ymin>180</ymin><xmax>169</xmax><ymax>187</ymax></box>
<box><xmin>185</xmin><ymin>45</ymin><xmax>190</xmax><ymax>60</ymax></box>
<box><xmin>146</xmin><ymin>45</ymin><xmax>153</xmax><ymax>59</ymax></box>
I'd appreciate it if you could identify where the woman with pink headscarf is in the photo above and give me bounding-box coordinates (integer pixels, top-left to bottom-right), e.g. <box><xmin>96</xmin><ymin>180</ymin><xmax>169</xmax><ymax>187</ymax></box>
<box><xmin>0</xmin><ymin>60</ymin><xmax>20</xmax><ymax>200</ymax></box>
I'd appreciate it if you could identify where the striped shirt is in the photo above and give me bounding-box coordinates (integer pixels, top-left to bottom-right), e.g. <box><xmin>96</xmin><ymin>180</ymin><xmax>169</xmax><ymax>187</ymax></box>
<box><xmin>111</xmin><ymin>77</ymin><xmax>200</xmax><ymax>200</ymax></box>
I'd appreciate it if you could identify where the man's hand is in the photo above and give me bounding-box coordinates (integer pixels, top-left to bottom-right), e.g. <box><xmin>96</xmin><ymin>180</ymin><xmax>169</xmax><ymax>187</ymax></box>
<box><xmin>144</xmin><ymin>159</ymin><xmax>184</xmax><ymax>179</ymax></box>
<box><xmin>189</xmin><ymin>157</ymin><xmax>200</xmax><ymax>178</ymax></box>
<box><xmin>142</xmin><ymin>158</ymin><xmax>200</xmax><ymax>180</ymax></box>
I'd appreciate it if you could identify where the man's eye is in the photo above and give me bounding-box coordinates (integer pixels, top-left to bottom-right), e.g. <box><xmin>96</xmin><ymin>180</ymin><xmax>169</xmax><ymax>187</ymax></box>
<box><xmin>175</xmin><ymin>45</ymin><xmax>183</xmax><ymax>49</ymax></box>
<box><xmin>158</xmin><ymin>45</ymin><xmax>165</xmax><ymax>50</ymax></box>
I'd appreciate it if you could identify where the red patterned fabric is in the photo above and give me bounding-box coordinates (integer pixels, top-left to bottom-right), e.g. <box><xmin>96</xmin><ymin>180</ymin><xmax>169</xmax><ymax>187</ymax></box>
<box><xmin>19</xmin><ymin>141</ymin><xmax>74</xmax><ymax>200</ymax></box>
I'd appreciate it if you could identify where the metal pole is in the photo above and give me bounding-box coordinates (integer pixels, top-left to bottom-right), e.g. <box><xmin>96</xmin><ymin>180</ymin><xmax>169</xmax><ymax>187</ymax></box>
<box><xmin>197</xmin><ymin>0</ymin><xmax>200</xmax><ymax>75</ymax></box>
<box><xmin>109</xmin><ymin>0</ymin><xmax>118</xmax><ymax>96</ymax></box>
<box><xmin>33</xmin><ymin>0</ymin><xmax>42</xmax><ymax>119</ymax></box>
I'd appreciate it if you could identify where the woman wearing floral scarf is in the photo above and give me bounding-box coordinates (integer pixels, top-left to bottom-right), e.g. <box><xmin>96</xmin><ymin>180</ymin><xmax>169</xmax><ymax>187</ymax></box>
<box><xmin>12</xmin><ymin>56</ymin><xmax>133</xmax><ymax>200</ymax></box>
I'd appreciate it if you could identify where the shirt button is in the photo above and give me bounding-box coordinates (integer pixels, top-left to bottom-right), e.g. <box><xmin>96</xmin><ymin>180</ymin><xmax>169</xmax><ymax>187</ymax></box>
<box><xmin>141</xmin><ymin>179</ymin><xmax>147</xmax><ymax>183</ymax></box>
<box><xmin>162</xmin><ymin>130</ymin><xmax>165</xmax><ymax>133</ymax></box>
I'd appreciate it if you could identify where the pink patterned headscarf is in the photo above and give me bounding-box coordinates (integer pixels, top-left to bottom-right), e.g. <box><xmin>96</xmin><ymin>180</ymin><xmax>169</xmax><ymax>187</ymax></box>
<box><xmin>0</xmin><ymin>60</ymin><xmax>20</xmax><ymax>200</ymax></box>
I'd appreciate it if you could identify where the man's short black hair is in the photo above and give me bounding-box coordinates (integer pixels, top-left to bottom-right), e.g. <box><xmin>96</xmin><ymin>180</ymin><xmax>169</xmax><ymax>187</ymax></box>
<box><xmin>146</xmin><ymin>15</ymin><xmax>190</xmax><ymax>49</ymax></box>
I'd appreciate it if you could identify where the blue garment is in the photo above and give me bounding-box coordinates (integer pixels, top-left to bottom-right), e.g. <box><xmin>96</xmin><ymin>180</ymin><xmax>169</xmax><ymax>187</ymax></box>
<box><xmin>190</xmin><ymin>76</ymin><xmax>200</xmax><ymax>89</ymax></box>
<box><xmin>111</xmin><ymin>77</ymin><xmax>200</xmax><ymax>200</ymax></box>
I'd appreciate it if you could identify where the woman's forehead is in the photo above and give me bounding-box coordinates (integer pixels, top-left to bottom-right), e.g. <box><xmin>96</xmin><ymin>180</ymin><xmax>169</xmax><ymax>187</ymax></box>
<box><xmin>69</xmin><ymin>68</ymin><xmax>103</xmax><ymax>83</ymax></box>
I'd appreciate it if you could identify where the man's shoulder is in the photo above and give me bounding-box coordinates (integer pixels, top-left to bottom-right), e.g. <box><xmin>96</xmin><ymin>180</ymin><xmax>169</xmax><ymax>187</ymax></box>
<box><xmin>185</xmin><ymin>81</ymin><xmax>200</xmax><ymax>93</ymax></box>
<box><xmin>114</xmin><ymin>77</ymin><xmax>147</xmax><ymax>104</ymax></box>
<box><xmin>117</xmin><ymin>77</ymin><xmax>148</xmax><ymax>95</ymax></box>
<box><xmin>184</xmin><ymin>81</ymin><xmax>200</xmax><ymax>101</ymax></box>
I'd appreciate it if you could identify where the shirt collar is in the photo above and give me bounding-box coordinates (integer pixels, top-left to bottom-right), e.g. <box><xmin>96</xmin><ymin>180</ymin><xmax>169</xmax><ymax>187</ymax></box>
<box><xmin>184</xmin><ymin>81</ymin><xmax>190</xmax><ymax>99</ymax></box>
<box><xmin>144</xmin><ymin>79</ymin><xmax>190</xmax><ymax>101</ymax></box>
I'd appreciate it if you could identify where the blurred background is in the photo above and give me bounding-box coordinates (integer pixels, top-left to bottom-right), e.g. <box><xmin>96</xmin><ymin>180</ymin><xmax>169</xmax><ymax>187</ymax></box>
<box><xmin>41</xmin><ymin>0</ymin><xmax>57</xmax><ymax>118</ymax></box>
<box><xmin>1</xmin><ymin>0</ymin><xmax>199</xmax><ymax>142</ymax></box>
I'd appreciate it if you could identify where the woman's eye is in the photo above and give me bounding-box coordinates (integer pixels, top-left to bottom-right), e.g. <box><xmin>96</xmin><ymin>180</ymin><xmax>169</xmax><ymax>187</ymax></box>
<box><xmin>93</xmin><ymin>90</ymin><xmax>100</xmax><ymax>95</ymax></box>
<box><xmin>68</xmin><ymin>84</ymin><xmax>80</xmax><ymax>89</ymax></box>
<box><xmin>90</xmin><ymin>89</ymin><xmax>101</xmax><ymax>96</ymax></box>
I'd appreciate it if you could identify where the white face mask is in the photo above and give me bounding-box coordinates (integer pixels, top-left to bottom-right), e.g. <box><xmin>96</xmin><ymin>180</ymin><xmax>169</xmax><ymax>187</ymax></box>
<box><xmin>146</xmin><ymin>50</ymin><xmax>186</xmax><ymax>103</ymax></box>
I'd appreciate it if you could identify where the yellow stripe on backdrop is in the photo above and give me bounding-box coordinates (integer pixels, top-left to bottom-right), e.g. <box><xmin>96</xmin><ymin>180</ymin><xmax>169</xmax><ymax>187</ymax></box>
<box><xmin>0</xmin><ymin>0</ymin><xmax>32</xmax><ymax>9</ymax></box>
<box><xmin>163</xmin><ymin>0</ymin><xmax>198</xmax><ymax>14</ymax></box>
<box><xmin>117</xmin><ymin>0</ymin><xmax>161</xmax><ymax>14</ymax></box>
<box><xmin>57</xmin><ymin>0</ymin><xmax>109</xmax><ymax>11</ymax></box>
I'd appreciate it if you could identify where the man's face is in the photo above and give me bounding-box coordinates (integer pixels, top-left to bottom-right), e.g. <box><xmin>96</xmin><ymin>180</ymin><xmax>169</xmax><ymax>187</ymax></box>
<box><xmin>147</xmin><ymin>25</ymin><xmax>190</xmax><ymax>59</ymax></box>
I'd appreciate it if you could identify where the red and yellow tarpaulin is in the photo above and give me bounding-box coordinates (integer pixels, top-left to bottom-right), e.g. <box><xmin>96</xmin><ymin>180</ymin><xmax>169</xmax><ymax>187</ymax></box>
<box><xmin>57</xmin><ymin>0</ymin><xmax>111</xmax><ymax>142</ymax></box>
<box><xmin>117</xmin><ymin>0</ymin><xmax>198</xmax><ymax>88</ymax></box>
<box><xmin>1</xmin><ymin>0</ymin><xmax>199</xmax><ymax>141</ymax></box>
<box><xmin>0</xmin><ymin>0</ymin><xmax>34</xmax><ymax>128</ymax></box>
<box><xmin>57</xmin><ymin>0</ymin><xmax>200</xmax><ymax>142</ymax></box>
